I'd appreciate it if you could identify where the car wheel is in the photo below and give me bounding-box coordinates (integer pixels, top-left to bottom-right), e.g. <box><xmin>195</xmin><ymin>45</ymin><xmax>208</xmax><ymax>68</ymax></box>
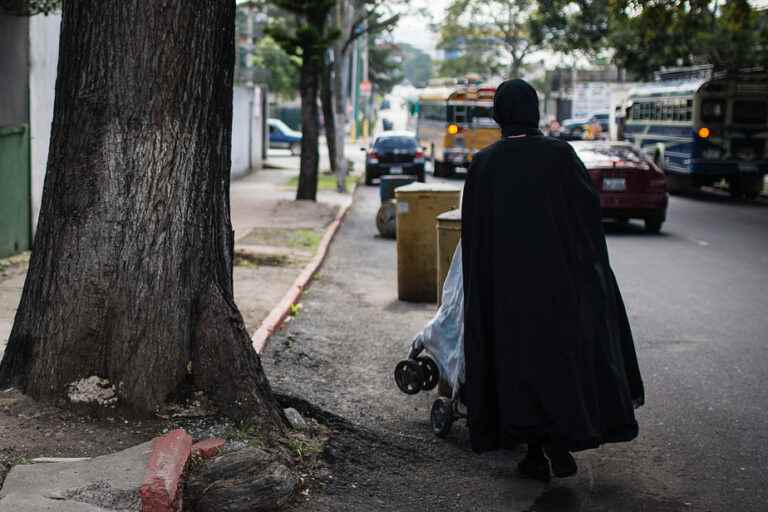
<box><xmin>644</xmin><ymin>219</ymin><xmax>663</xmax><ymax>233</ymax></box>
<box><xmin>289</xmin><ymin>142</ymin><xmax>301</xmax><ymax>156</ymax></box>
<box><xmin>731</xmin><ymin>176</ymin><xmax>763</xmax><ymax>200</ymax></box>
<box><xmin>365</xmin><ymin>170</ymin><xmax>374</xmax><ymax>186</ymax></box>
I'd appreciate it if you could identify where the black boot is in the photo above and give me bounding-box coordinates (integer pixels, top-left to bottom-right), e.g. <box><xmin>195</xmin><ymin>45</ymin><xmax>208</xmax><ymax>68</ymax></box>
<box><xmin>544</xmin><ymin>444</ymin><xmax>577</xmax><ymax>478</ymax></box>
<box><xmin>517</xmin><ymin>442</ymin><xmax>551</xmax><ymax>482</ymax></box>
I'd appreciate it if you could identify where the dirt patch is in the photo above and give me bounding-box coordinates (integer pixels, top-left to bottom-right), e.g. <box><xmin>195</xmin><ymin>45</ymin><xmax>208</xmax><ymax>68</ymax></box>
<box><xmin>0</xmin><ymin>253</ymin><xmax>29</xmax><ymax>281</ymax></box>
<box><xmin>0</xmin><ymin>389</ymin><xmax>164</xmax><ymax>488</ymax></box>
<box><xmin>239</xmin><ymin>227</ymin><xmax>324</xmax><ymax>253</ymax></box>
<box><xmin>234</xmin><ymin>249</ymin><xmax>291</xmax><ymax>268</ymax></box>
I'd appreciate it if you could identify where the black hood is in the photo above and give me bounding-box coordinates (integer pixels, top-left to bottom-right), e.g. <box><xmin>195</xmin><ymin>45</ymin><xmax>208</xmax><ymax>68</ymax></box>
<box><xmin>493</xmin><ymin>79</ymin><xmax>541</xmax><ymax>137</ymax></box>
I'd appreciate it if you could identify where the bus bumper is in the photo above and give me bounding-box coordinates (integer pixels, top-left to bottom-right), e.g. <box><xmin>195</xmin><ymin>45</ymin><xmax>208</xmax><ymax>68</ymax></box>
<box><xmin>688</xmin><ymin>160</ymin><xmax>768</xmax><ymax>177</ymax></box>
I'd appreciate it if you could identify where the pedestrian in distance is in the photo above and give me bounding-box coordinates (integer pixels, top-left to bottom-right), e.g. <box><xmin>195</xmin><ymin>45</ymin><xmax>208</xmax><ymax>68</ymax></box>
<box><xmin>461</xmin><ymin>78</ymin><xmax>645</xmax><ymax>482</ymax></box>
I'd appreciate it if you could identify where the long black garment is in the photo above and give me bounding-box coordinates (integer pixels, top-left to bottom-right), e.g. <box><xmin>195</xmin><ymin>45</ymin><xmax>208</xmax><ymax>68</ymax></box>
<box><xmin>461</xmin><ymin>134</ymin><xmax>645</xmax><ymax>453</ymax></box>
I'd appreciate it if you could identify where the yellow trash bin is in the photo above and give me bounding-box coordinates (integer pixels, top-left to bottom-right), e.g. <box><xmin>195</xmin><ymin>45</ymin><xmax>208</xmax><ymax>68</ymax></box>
<box><xmin>436</xmin><ymin>209</ymin><xmax>462</xmax><ymax>306</ymax></box>
<box><xmin>395</xmin><ymin>183</ymin><xmax>461</xmax><ymax>302</ymax></box>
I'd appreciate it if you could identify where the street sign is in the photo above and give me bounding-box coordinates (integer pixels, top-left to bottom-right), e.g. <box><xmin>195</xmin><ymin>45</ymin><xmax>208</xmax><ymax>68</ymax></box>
<box><xmin>360</xmin><ymin>80</ymin><xmax>372</xmax><ymax>96</ymax></box>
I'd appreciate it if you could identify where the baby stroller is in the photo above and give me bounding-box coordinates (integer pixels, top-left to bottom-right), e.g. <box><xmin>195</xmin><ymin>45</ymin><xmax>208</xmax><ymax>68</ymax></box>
<box><xmin>394</xmin><ymin>245</ymin><xmax>466</xmax><ymax>437</ymax></box>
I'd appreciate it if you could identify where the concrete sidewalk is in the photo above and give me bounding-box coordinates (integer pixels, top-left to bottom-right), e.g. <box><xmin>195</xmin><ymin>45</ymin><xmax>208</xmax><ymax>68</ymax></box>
<box><xmin>0</xmin><ymin>162</ymin><xmax>356</xmax><ymax>359</ymax></box>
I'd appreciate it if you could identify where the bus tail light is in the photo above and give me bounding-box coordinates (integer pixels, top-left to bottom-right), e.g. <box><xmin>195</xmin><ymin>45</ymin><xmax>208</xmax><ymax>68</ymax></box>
<box><xmin>414</xmin><ymin>150</ymin><xmax>425</xmax><ymax>164</ymax></box>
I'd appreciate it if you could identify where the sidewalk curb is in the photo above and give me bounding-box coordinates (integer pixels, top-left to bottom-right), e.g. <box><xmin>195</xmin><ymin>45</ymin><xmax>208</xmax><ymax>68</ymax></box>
<box><xmin>251</xmin><ymin>183</ymin><xmax>358</xmax><ymax>354</ymax></box>
<box><xmin>139</xmin><ymin>428</ymin><xmax>192</xmax><ymax>512</ymax></box>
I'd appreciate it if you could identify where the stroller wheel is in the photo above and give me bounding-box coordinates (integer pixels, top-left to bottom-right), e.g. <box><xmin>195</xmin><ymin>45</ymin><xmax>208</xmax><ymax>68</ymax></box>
<box><xmin>431</xmin><ymin>398</ymin><xmax>455</xmax><ymax>437</ymax></box>
<box><xmin>394</xmin><ymin>360</ymin><xmax>424</xmax><ymax>395</ymax></box>
<box><xmin>417</xmin><ymin>357</ymin><xmax>439</xmax><ymax>391</ymax></box>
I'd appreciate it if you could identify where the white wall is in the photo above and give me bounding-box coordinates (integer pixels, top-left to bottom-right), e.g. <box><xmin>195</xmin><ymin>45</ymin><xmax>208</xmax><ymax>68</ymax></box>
<box><xmin>251</xmin><ymin>85</ymin><xmax>264</xmax><ymax>170</ymax></box>
<box><xmin>231</xmin><ymin>85</ymin><xmax>252</xmax><ymax>179</ymax></box>
<box><xmin>231</xmin><ymin>85</ymin><xmax>265</xmax><ymax>179</ymax></box>
<box><xmin>28</xmin><ymin>13</ymin><xmax>61</xmax><ymax>235</ymax></box>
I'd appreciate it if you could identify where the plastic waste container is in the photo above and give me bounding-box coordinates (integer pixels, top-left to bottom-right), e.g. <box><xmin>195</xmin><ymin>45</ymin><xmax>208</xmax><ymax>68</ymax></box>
<box><xmin>395</xmin><ymin>183</ymin><xmax>461</xmax><ymax>302</ymax></box>
<box><xmin>380</xmin><ymin>175</ymin><xmax>417</xmax><ymax>203</ymax></box>
<box><xmin>436</xmin><ymin>209</ymin><xmax>461</xmax><ymax>306</ymax></box>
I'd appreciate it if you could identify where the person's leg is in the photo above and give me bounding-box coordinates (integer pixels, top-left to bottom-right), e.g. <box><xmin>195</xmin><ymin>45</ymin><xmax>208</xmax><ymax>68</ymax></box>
<box><xmin>517</xmin><ymin>441</ymin><xmax>551</xmax><ymax>482</ymax></box>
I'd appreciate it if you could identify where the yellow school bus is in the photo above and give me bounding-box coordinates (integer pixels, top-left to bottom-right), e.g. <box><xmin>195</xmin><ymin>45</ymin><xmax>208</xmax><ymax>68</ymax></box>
<box><xmin>416</xmin><ymin>85</ymin><xmax>500</xmax><ymax>177</ymax></box>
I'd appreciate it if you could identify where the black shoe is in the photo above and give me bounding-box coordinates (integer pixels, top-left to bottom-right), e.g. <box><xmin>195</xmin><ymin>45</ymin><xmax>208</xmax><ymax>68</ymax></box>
<box><xmin>517</xmin><ymin>454</ymin><xmax>551</xmax><ymax>483</ymax></box>
<box><xmin>544</xmin><ymin>447</ymin><xmax>577</xmax><ymax>478</ymax></box>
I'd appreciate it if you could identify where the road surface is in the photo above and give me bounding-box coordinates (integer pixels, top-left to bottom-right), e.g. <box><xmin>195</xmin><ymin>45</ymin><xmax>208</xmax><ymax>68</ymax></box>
<box><xmin>263</xmin><ymin>153</ymin><xmax>768</xmax><ymax>510</ymax></box>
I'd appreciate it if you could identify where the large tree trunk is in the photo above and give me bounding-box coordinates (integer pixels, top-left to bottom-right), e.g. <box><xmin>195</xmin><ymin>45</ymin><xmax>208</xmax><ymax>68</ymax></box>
<box><xmin>0</xmin><ymin>0</ymin><xmax>284</xmax><ymax>432</ymax></box>
<box><xmin>296</xmin><ymin>51</ymin><xmax>321</xmax><ymax>201</ymax></box>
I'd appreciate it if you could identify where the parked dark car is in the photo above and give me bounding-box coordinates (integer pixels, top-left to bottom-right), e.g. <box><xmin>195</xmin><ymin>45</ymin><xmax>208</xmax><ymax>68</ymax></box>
<box><xmin>268</xmin><ymin>118</ymin><xmax>302</xmax><ymax>155</ymax></box>
<box><xmin>571</xmin><ymin>141</ymin><xmax>668</xmax><ymax>233</ymax></box>
<box><xmin>363</xmin><ymin>131</ymin><xmax>426</xmax><ymax>185</ymax></box>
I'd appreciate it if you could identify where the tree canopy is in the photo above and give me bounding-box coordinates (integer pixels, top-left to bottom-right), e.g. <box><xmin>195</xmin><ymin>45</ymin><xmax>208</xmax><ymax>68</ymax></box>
<box><xmin>607</xmin><ymin>0</ymin><xmax>768</xmax><ymax>79</ymax></box>
<box><xmin>438</xmin><ymin>0</ymin><xmax>543</xmax><ymax>78</ymax></box>
<box><xmin>399</xmin><ymin>42</ymin><xmax>433</xmax><ymax>87</ymax></box>
<box><xmin>251</xmin><ymin>36</ymin><xmax>299</xmax><ymax>100</ymax></box>
<box><xmin>438</xmin><ymin>0</ymin><xmax>768</xmax><ymax>80</ymax></box>
<box><xmin>368</xmin><ymin>34</ymin><xmax>404</xmax><ymax>95</ymax></box>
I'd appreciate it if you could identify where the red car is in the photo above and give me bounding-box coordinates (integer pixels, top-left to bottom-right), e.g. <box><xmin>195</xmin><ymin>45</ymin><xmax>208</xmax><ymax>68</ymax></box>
<box><xmin>571</xmin><ymin>141</ymin><xmax>669</xmax><ymax>233</ymax></box>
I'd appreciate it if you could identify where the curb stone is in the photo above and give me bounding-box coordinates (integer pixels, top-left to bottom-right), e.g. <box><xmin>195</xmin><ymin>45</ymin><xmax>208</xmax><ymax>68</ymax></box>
<box><xmin>139</xmin><ymin>428</ymin><xmax>192</xmax><ymax>512</ymax></box>
<box><xmin>251</xmin><ymin>183</ymin><xmax>358</xmax><ymax>354</ymax></box>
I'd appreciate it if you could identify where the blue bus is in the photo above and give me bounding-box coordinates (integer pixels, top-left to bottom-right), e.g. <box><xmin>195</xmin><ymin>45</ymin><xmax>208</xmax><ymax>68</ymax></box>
<box><xmin>624</xmin><ymin>69</ymin><xmax>768</xmax><ymax>199</ymax></box>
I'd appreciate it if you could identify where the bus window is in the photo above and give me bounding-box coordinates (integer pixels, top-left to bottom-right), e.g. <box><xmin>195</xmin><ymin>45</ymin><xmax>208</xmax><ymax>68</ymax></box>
<box><xmin>450</xmin><ymin>105</ymin><xmax>468</xmax><ymax>124</ymax></box>
<box><xmin>701</xmin><ymin>99</ymin><xmax>725</xmax><ymax>122</ymax></box>
<box><xmin>686</xmin><ymin>100</ymin><xmax>693</xmax><ymax>121</ymax></box>
<box><xmin>733</xmin><ymin>101</ymin><xmax>767</xmax><ymax>124</ymax></box>
<box><xmin>470</xmin><ymin>106</ymin><xmax>496</xmax><ymax>126</ymax></box>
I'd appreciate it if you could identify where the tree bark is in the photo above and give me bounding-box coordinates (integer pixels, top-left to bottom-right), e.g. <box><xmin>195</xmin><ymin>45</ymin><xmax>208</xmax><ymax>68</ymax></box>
<box><xmin>0</xmin><ymin>0</ymin><xmax>284</xmax><ymax>432</ymax></box>
<box><xmin>296</xmin><ymin>50</ymin><xmax>321</xmax><ymax>201</ymax></box>
<box><xmin>320</xmin><ymin>60</ymin><xmax>338</xmax><ymax>176</ymax></box>
<box><xmin>332</xmin><ymin>0</ymin><xmax>354</xmax><ymax>193</ymax></box>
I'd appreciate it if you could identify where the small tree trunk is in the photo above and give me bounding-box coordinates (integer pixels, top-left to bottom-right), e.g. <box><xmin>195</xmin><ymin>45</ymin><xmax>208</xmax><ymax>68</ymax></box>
<box><xmin>332</xmin><ymin>0</ymin><xmax>354</xmax><ymax>192</ymax></box>
<box><xmin>296</xmin><ymin>51</ymin><xmax>320</xmax><ymax>201</ymax></box>
<box><xmin>320</xmin><ymin>61</ymin><xmax>338</xmax><ymax>176</ymax></box>
<box><xmin>0</xmin><ymin>0</ymin><xmax>284</xmax><ymax>432</ymax></box>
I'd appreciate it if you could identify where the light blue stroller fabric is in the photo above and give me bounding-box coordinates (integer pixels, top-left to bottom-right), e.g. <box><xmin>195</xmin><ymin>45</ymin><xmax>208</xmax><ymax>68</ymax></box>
<box><xmin>411</xmin><ymin>244</ymin><xmax>464</xmax><ymax>398</ymax></box>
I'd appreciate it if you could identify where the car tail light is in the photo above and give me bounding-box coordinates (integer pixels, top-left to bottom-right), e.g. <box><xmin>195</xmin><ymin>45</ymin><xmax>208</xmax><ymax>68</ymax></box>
<box><xmin>368</xmin><ymin>151</ymin><xmax>379</xmax><ymax>164</ymax></box>
<box><xmin>414</xmin><ymin>150</ymin><xmax>425</xmax><ymax>164</ymax></box>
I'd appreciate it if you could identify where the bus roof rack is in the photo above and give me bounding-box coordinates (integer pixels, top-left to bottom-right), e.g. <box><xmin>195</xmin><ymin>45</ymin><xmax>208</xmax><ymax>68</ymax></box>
<box><xmin>654</xmin><ymin>65</ymin><xmax>713</xmax><ymax>82</ymax></box>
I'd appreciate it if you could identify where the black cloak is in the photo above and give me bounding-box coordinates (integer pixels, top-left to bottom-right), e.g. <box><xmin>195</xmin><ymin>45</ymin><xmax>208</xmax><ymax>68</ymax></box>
<box><xmin>461</xmin><ymin>79</ymin><xmax>644</xmax><ymax>453</ymax></box>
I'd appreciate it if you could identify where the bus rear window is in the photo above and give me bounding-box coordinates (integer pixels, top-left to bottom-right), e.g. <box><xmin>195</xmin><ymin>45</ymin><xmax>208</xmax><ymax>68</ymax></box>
<box><xmin>733</xmin><ymin>101</ymin><xmax>767</xmax><ymax>124</ymax></box>
<box><xmin>700</xmin><ymin>99</ymin><xmax>725</xmax><ymax>122</ymax></box>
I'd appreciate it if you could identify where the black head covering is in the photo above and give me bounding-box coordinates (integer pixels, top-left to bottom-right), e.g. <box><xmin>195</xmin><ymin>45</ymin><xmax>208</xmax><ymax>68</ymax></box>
<box><xmin>493</xmin><ymin>79</ymin><xmax>541</xmax><ymax>137</ymax></box>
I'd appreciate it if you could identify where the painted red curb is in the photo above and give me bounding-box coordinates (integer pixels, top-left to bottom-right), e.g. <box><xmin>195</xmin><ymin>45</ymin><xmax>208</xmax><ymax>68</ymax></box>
<box><xmin>139</xmin><ymin>428</ymin><xmax>193</xmax><ymax>512</ymax></box>
<box><xmin>192</xmin><ymin>438</ymin><xmax>225</xmax><ymax>459</ymax></box>
<box><xmin>251</xmin><ymin>185</ymin><xmax>357</xmax><ymax>354</ymax></box>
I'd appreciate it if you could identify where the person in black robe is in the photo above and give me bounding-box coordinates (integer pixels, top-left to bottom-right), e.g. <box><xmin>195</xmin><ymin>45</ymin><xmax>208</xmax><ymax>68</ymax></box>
<box><xmin>461</xmin><ymin>79</ymin><xmax>645</xmax><ymax>482</ymax></box>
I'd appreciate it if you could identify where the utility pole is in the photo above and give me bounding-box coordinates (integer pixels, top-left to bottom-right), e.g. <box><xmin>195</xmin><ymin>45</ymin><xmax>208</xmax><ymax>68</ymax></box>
<box><xmin>361</xmin><ymin>18</ymin><xmax>370</xmax><ymax>144</ymax></box>
<box><xmin>350</xmin><ymin>37</ymin><xmax>359</xmax><ymax>142</ymax></box>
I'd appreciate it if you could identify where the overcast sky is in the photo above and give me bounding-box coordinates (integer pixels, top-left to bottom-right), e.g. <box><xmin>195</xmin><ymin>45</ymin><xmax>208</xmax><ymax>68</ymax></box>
<box><xmin>391</xmin><ymin>0</ymin><xmax>448</xmax><ymax>57</ymax></box>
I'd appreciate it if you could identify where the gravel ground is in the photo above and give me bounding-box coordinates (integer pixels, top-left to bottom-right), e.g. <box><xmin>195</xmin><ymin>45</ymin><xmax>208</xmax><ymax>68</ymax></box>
<box><xmin>262</xmin><ymin>183</ymin><xmax>691</xmax><ymax>512</ymax></box>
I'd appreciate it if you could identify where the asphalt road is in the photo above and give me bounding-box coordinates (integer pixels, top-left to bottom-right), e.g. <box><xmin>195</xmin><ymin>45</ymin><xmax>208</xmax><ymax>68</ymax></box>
<box><xmin>263</xmin><ymin>172</ymin><xmax>768</xmax><ymax>511</ymax></box>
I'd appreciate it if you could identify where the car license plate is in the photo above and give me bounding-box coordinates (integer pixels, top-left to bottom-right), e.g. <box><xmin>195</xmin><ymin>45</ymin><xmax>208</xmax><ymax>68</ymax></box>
<box><xmin>738</xmin><ymin>162</ymin><xmax>758</xmax><ymax>172</ymax></box>
<box><xmin>603</xmin><ymin>178</ymin><xmax>626</xmax><ymax>191</ymax></box>
<box><xmin>455</xmin><ymin>166</ymin><xmax>468</xmax><ymax>174</ymax></box>
<box><xmin>390</xmin><ymin>166</ymin><xmax>403</xmax><ymax>174</ymax></box>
